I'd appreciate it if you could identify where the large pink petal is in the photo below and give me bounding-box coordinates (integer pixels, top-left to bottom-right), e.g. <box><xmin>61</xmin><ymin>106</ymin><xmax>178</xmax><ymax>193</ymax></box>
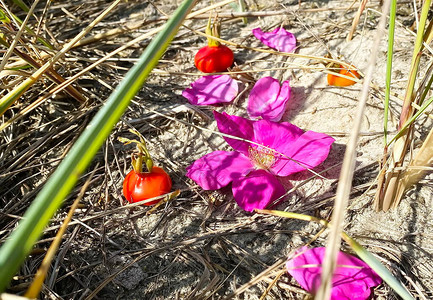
<box><xmin>250</xmin><ymin>119</ymin><xmax>304</xmax><ymax>167</ymax></box>
<box><xmin>286</xmin><ymin>247</ymin><xmax>382</xmax><ymax>299</ymax></box>
<box><xmin>232</xmin><ymin>169</ymin><xmax>285</xmax><ymax>212</ymax></box>
<box><xmin>247</xmin><ymin>77</ymin><xmax>291</xmax><ymax>122</ymax></box>
<box><xmin>271</xmin><ymin>131</ymin><xmax>334</xmax><ymax>176</ymax></box>
<box><xmin>186</xmin><ymin>151</ymin><xmax>253</xmax><ymax>190</ymax></box>
<box><xmin>214</xmin><ymin>111</ymin><xmax>256</xmax><ymax>155</ymax></box>
<box><xmin>252</xmin><ymin>27</ymin><xmax>297</xmax><ymax>53</ymax></box>
<box><xmin>182</xmin><ymin>75</ymin><xmax>238</xmax><ymax>106</ymax></box>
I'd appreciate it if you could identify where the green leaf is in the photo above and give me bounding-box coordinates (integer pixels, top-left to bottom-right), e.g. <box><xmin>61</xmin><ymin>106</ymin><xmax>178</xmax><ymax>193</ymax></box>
<box><xmin>0</xmin><ymin>0</ymin><xmax>196</xmax><ymax>292</ymax></box>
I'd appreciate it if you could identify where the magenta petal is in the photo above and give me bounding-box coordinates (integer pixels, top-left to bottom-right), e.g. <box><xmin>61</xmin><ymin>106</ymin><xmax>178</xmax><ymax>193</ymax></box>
<box><xmin>186</xmin><ymin>151</ymin><xmax>253</xmax><ymax>190</ymax></box>
<box><xmin>214</xmin><ymin>111</ymin><xmax>256</xmax><ymax>155</ymax></box>
<box><xmin>270</xmin><ymin>130</ymin><xmax>335</xmax><ymax>176</ymax></box>
<box><xmin>252</xmin><ymin>27</ymin><xmax>297</xmax><ymax>53</ymax></box>
<box><xmin>247</xmin><ymin>77</ymin><xmax>291</xmax><ymax>121</ymax></box>
<box><xmin>232</xmin><ymin>169</ymin><xmax>285</xmax><ymax>212</ymax></box>
<box><xmin>286</xmin><ymin>247</ymin><xmax>382</xmax><ymax>299</ymax></box>
<box><xmin>182</xmin><ymin>75</ymin><xmax>239</xmax><ymax>106</ymax></box>
<box><xmin>251</xmin><ymin>118</ymin><xmax>304</xmax><ymax>160</ymax></box>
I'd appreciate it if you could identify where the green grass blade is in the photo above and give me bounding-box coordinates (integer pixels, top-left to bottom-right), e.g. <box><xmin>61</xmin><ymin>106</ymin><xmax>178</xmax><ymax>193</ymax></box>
<box><xmin>343</xmin><ymin>234</ymin><xmax>414</xmax><ymax>300</ymax></box>
<box><xmin>0</xmin><ymin>0</ymin><xmax>196</xmax><ymax>293</ymax></box>
<box><xmin>388</xmin><ymin>94</ymin><xmax>433</xmax><ymax>146</ymax></box>
<box><xmin>0</xmin><ymin>76</ymin><xmax>35</xmax><ymax>115</ymax></box>
<box><xmin>10</xmin><ymin>0</ymin><xmax>30</xmax><ymax>12</ymax></box>
<box><xmin>384</xmin><ymin>0</ymin><xmax>396</xmax><ymax>146</ymax></box>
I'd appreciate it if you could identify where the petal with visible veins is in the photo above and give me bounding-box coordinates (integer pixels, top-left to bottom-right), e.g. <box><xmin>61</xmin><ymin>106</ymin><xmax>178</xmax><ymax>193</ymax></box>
<box><xmin>232</xmin><ymin>169</ymin><xmax>285</xmax><ymax>212</ymax></box>
<box><xmin>186</xmin><ymin>151</ymin><xmax>253</xmax><ymax>190</ymax></box>
<box><xmin>252</xmin><ymin>27</ymin><xmax>297</xmax><ymax>53</ymax></box>
<box><xmin>247</xmin><ymin>77</ymin><xmax>291</xmax><ymax>122</ymax></box>
<box><xmin>182</xmin><ymin>75</ymin><xmax>238</xmax><ymax>106</ymax></box>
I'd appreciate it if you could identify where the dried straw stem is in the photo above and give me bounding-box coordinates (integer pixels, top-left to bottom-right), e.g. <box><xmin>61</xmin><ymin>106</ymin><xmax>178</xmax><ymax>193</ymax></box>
<box><xmin>315</xmin><ymin>0</ymin><xmax>391</xmax><ymax>298</ymax></box>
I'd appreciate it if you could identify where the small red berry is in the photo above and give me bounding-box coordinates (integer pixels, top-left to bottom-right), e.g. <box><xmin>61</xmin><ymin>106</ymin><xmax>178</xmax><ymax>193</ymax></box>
<box><xmin>194</xmin><ymin>45</ymin><xmax>234</xmax><ymax>73</ymax></box>
<box><xmin>119</xmin><ymin>130</ymin><xmax>172</xmax><ymax>206</ymax></box>
<box><xmin>123</xmin><ymin>167</ymin><xmax>172</xmax><ymax>205</ymax></box>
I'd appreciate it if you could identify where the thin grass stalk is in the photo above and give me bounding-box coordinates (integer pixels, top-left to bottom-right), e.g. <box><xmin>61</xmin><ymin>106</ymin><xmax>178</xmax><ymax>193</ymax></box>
<box><xmin>389</xmin><ymin>94</ymin><xmax>433</xmax><ymax>146</ymax></box>
<box><xmin>375</xmin><ymin>0</ymin><xmax>397</xmax><ymax>211</ymax></box>
<box><xmin>384</xmin><ymin>0</ymin><xmax>396</xmax><ymax>147</ymax></box>
<box><xmin>0</xmin><ymin>0</ymin><xmax>197</xmax><ymax>292</ymax></box>
<box><xmin>315</xmin><ymin>0</ymin><xmax>391</xmax><ymax>298</ymax></box>
<box><xmin>0</xmin><ymin>0</ymin><xmax>122</xmax><ymax>116</ymax></box>
<box><xmin>0</xmin><ymin>0</ymin><xmax>40</xmax><ymax>73</ymax></box>
<box><xmin>424</xmin><ymin>18</ymin><xmax>433</xmax><ymax>44</ymax></box>
<box><xmin>346</xmin><ymin>0</ymin><xmax>368</xmax><ymax>41</ymax></box>
<box><xmin>376</xmin><ymin>0</ymin><xmax>431</xmax><ymax>211</ymax></box>
<box><xmin>255</xmin><ymin>209</ymin><xmax>414</xmax><ymax>300</ymax></box>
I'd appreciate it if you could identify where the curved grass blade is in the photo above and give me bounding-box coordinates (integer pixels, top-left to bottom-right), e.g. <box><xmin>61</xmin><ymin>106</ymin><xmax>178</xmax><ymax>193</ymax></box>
<box><xmin>0</xmin><ymin>0</ymin><xmax>197</xmax><ymax>293</ymax></box>
<box><xmin>388</xmin><ymin>94</ymin><xmax>433</xmax><ymax>146</ymax></box>
<box><xmin>255</xmin><ymin>209</ymin><xmax>414</xmax><ymax>300</ymax></box>
<box><xmin>342</xmin><ymin>233</ymin><xmax>414</xmax><ymax>300</ymax></box>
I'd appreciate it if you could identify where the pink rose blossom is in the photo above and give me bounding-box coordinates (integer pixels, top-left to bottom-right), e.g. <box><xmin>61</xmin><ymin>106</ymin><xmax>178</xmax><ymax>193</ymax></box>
<box><xmin>286</xmin><ymin>247</ymin><xmax>382</xmax><ymax>299</ymax></box>
<box><xmin>247</xmin><ymin>77</ymin><xmax>291</xmax><ymax>121</ymax></box>
<box><xmin>182</xmin><ymin>75</ymin><xmax>238</xmax><ymax>106</ymax></box>
<box><xmin>252</xmin><ymin>27</ymin><xmax>297</xmax><ymax>53</ymax></box>
<box><xmin>186</xmin><ymin>112</ymin><xmax>334</xmax><ymax>211</ymax></box>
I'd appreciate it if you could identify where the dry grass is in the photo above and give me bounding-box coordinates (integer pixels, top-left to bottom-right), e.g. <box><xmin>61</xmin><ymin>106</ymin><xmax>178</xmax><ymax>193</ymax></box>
<box><xmin>1</xmin><ymin>0</ymin><xmax>432</xmax><ymax>299</ymax></box>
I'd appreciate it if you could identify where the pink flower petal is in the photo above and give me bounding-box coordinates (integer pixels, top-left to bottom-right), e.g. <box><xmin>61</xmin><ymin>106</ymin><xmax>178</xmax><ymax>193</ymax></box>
<box><xmin>248</xmin><ymin>119</ymin><xmax>305</xmax><ymax>173</ymax></box>
<box><xmin>214</xmin><ymin>111</ymin><xmax>255</xmax><ymax>155</ymax></box>
<box><xmin>186</xmin><ymin>151</ymin><xmax>253</xmax><ymax>190</ymax></box>
<box><xmin>253</xmin><ymin>118</ymin><xmax>305</xmax><ymax>148</ymax></box>
<box><xmin>214</xmin><ymin>114</ymin><xmax>334</xmax><ymax>176</ymax></box>
<box><xmin>182</xmin><ymin>75</ymin><xmax>238</xmax><ymax>106</ymax></box>
<box><xmin>252</xmin><ymin>27</ymin><xmax>297</xmax><ymax>53</ymax></box>
<box><xmin>270</xmin><ymin>130</ymin><xmax>335</xmax><ymax>176</ymax></box>
<box><xmin>247</xmin><ymin>77</ymin><xmax>291</xmax><ymax>122</ymax></box>
<box><xmin>286</xmin><ymin>247</ymin><xmax>382</xmax><ymax>299</ymax></box>
<box><xmin>232</xmin><ymin>169</ymin><xmax>285</xmax><ymax>212</ymax></box>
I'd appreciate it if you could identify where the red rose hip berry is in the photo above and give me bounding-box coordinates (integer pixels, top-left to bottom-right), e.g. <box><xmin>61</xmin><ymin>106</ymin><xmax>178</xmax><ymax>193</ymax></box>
<box><xmin>194</xmin><ymin>16</ymin><xmax>234</xmax><ymax>73</ymax></box>
<box><xmin>123</xmin><ymin>167</ymin><xmax>172</xmax><ymax>205</ymax></box>
<box><xmin>195</xmin><ymin>45</ymin><xmax>234</xmax><ymax>73</ymax></box>
<box><xmin>119</xmin><ymin>130</ymin><xmax>172</xmax><ymax>206</ymax></box>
